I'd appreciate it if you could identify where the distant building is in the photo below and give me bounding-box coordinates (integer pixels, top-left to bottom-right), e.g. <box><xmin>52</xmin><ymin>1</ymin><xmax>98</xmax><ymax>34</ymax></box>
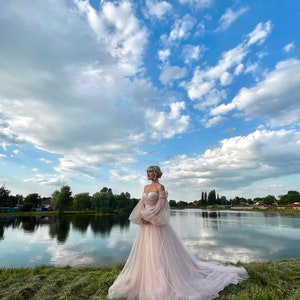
<box><xmin>292</xmin><ymin>202</ymin><xmax>300</xmax><ymax>210</ymax></box>
<box><xmin>41</xmin><ymin>197</ymin><xmax>53</xmax><ymax>210</ymax></box>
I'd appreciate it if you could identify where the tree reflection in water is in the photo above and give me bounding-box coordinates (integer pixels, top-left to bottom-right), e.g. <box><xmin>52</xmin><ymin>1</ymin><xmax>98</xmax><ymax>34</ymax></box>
<box><xmin>0</xmin><ymin>223</ymin><xmax>4</xmax><ymax>240</ymax></box>
<box><xmin>90</xmin><ymin>214</ymin><xmax>130</xmax><ymax>237</ymax></box>
<box><xmin>0</xmin><ymin>214</ymin><xmax>131</xmax><ymax>244</ymax></box>
<box><xmin>49</xmin><ymin>215</ymin><xmax>70</xmax><ymax>244</ymax></box>
<box><xmin>1</xmin><ymin>211</ymin><xmax>300</xmax><ymax>266</ymax></box>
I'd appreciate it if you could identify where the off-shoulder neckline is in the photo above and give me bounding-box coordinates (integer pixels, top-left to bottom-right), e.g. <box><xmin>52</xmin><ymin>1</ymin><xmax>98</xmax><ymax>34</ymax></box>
<box><xmin>143</xmin><ymin>191</ymin><xmax>159</xmax><ymax>196</ymax></box>
<box><xmin>143</xmin><ymin>191</ymin><xmax>168</xmax><ymax>196</ymax></box>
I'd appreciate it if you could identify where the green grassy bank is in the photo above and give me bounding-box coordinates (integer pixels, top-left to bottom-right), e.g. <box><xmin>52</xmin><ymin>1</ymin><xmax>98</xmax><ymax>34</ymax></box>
<box><xmin>0</xmin><ymin>259</ymin><xmax>299</xmax><ymax>300</ymax></box>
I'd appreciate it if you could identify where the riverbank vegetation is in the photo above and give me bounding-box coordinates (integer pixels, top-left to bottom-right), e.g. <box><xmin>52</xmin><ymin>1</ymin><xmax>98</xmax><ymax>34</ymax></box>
<box><xmin>0</xmin><ymin>258</ymin><xmax>299</xmax><ymax>299</ymax></box>
<box><xmin>0</xmin><ymin>185</ymin><xmax>139</xmax><ymax>215</ymax></box>
<box><xmin>1</xmin><ymin>184</ymin><xmax>300</xmax><ymax>216</ymax></box>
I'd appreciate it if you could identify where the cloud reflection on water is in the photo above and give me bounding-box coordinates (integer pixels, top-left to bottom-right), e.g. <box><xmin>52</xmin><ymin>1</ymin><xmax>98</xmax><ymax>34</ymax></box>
<box><xmin>170</xmin><ymin>209</ymin><xmax>300</xmax><ymax>263</ymax></box>
<box><xmin>0</xmin><ymin>210</ymin><xmax>299</xmax><ymax>267</ymax></box>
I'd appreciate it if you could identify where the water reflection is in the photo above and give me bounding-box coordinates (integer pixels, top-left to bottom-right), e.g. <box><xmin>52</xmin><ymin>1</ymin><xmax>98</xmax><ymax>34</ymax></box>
<box><xmin>90</xmin><ymin>215</ymin><xmax>130</xmax><ymax>237</ymax></box>
<box><xmin>49</xmin><ymin>216</ymin><xmax>70</xmax><ymax>244</ymax></box>
<box><xmin>170</xmin><ymin>209</ymin><xmax>300</xmax><ymax>264</ymax></box>
<box><xmin>0</xmin><ymin>214</ymin><xmax>130</xmax><ymax>244</ymax></box>
<box><xmin>0</xmin><ymin>210</ymin><xmax>300</xmax><ymax>268</ymax></box>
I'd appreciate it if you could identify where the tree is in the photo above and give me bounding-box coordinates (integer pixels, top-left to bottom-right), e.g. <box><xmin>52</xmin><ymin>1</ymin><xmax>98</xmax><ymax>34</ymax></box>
<box><xmin>100</xmin><ymin>187</ymin><xmax>110</xmax><ymax>193</ymax></box>
<box><xmin>14</xmin><ymin>194</ymin><xmax>24</xmax><ymax>207</ymax></box>
<box><xmin>23</xmin><ymin>193</ymin><xmax>41</xmax><ymax>211</ymax></box>
<box><xmin>169</xmin><ymin>200</ymin><xmax>177</xmax><ymax>208</ymax></box>
<box><xmin>91</xmin><ymin>192</ymin><xmax>103</xmax><ymax>211</ymax></box>
<box><xmin>51</xmin><ymin>190</ymin><xmax>60</xmax><ymax>210</ymax></box>
<box><xmin>278</xmin><ymin>191</ymin><xmax>300</xmax><ymax>205</ymax></box>
<box><xmin>253</xmin><ymin>197</ymin><xmax>263</xmax><ymax>205</ymax></box>
<box><xmin>202</xmin><ymin>191</ymin><xmax>207</xmax><ymax>205</ymax></box>
<box><xmin>177</xmin><ymin>200</ymin><xmax>188</xmax><ymax>208</ymax></box>
<box><xmin>72</xmin><ymin>193</ymin><xmax>91</xmax><ymax>210</ymax></box>
<box><xmin>116</xmin><ymin>192</ymin><xmax>133</xmax><ymax>212</ymax></box>
<box><xmin>208</xmin><ymin>190</ymin><xmax>216</xmax><ymax>205</ymax></box>
<box><xmin>219</xmin><ymin>196</ymin><xmax>227</xmax><ymax>205</ymax></box>
<box><xmin>52</xmin><ymin>185</ymin><xmax>72</xmax><ymax>213</ymax></box>
<box><xmin>92</xmin><ymin>187</ymin><xmax>115</xmax><ymax>212</ymax></box>
<box><xmin>263</xmin><ymin>195</ymin><xmax>276</xmax><ymax>205</ymax></box>
<box><xmin>232</xmin><ymin>196</ymin><xmax>241</xmax><ymax>205</ymax></box>
<box><xmin>0</xmin><ymin>185</ymin><xmax>10</xmax><ymax>207</ymax></box>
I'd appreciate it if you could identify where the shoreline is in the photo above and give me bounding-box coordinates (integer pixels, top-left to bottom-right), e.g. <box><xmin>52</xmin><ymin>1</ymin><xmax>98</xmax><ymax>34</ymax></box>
<box><xmin>1</xmin><ymin>206</ymin><xmax>300</xmax><ymax>218</ymax></box>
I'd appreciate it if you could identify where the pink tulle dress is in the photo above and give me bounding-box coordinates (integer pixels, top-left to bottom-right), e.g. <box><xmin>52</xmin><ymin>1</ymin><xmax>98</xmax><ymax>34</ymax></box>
<box><xmin>108</xmin><ymin>191</ymin><xmax>248</xmax><ymax>300</ymax></box>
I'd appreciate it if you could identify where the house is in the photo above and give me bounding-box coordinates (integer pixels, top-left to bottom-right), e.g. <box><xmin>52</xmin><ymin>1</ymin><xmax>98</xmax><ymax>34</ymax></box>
<box><xmin>41</xmin><ymin>197</ymin><xmax>53</xmax><ymax>210</ymax></box>
<box><xmin>292</xmin><ymin>202</ymin><xmax>300</xmax><ymax>210</ymax></box>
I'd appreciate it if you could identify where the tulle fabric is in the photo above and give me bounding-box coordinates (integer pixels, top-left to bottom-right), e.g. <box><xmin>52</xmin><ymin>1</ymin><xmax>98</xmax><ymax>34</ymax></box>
<box><xmin>129</xmin><ymin>191</ymin><xmax>170</xmax><ymax>225</ymax></box>
<box><xmin>108</xmin><ymin>191</ymin><xmax>248</xmax><ymax>300</ymax></box>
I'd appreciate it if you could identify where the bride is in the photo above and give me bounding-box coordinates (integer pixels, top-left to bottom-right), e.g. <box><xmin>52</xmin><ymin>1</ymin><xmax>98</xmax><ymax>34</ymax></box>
<box><xmin>108</xmin><ymin>166</ymin><xmax>248</xmax><ymax>300</ymax></box>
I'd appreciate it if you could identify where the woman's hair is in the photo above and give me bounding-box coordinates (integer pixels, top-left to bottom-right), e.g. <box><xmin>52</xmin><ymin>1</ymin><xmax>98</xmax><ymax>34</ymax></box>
<box><xmin>147</xmin><ymin>165</ymin><xmax>163</xmax><ymax>179</ymax></box>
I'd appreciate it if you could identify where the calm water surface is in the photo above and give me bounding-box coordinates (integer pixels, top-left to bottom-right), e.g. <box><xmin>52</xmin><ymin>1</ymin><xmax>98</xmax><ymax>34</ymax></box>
<box><xmin>0</xmin><ymin>209</ymin><xmax>300</xmax><ymax>268</ymax></box>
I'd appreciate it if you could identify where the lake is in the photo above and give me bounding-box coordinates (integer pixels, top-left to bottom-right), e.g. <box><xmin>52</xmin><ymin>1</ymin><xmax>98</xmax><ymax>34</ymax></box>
<box><xmin>0</xmin><ymin>209</ymin><xmax>300</xmax><ymax>268</ymax></box>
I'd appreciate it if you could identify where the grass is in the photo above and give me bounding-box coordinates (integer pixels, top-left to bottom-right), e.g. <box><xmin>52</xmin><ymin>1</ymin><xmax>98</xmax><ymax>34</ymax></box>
<box><xmin>0</xmin><ymin>264</ymin><xmax>122</xmax><ymax>300</ymax></box>
<box><xmin>0</xmin><ymin>259</ymin><xmax>299</xmax><ymax>300</ymax></box>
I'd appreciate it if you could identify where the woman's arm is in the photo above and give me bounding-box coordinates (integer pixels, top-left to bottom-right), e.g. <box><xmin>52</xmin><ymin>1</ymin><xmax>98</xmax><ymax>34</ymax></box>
<box><xmin>141</xmin><ymin>190</ymin><xmax>170</xmax><ymax>225</ymax></box>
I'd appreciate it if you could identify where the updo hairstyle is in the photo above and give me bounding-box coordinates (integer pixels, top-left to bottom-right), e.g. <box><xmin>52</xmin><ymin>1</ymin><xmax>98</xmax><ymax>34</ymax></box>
<box><xmin>147</xmin><ymin>165</ymin><xmax>163</xmax><ymax>179</ymax></box>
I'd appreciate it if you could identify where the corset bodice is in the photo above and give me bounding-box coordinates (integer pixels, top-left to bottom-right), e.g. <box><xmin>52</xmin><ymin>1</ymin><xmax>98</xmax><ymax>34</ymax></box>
<box><xmin>142</xmin><ymin>192</ymin><xmax>159</xmax><ymax>207</ymax></box>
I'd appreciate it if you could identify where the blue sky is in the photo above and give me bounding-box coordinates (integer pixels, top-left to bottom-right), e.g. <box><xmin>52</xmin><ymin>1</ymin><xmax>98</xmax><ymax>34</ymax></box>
<box><xmin>1</xmin><ymin>0</ymin><xmax>300</xmax><ymax>201</ymax></box>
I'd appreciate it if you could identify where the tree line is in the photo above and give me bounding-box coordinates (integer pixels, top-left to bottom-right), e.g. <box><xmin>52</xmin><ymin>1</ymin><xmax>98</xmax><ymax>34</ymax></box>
<box><xmin>0</xmin><ymin>185</ymin><xmax>138</xmax><ymax>214</ymax></box>
<box><xmin>171</xmin><ymin>189</ymin><xmax>300</xmax><ymax>208</ymax></box>
<box><xmin>1</xmin><ymin>185</ymin><xmax>299</xmax><ymax>212</ymax></box>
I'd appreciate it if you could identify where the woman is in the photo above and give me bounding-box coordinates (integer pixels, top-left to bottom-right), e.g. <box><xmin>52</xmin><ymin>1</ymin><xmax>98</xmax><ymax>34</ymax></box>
<box><xmin>108</xmin><ymin>166</ymin><xmax>248</xmax><ymax>300</ymax></box>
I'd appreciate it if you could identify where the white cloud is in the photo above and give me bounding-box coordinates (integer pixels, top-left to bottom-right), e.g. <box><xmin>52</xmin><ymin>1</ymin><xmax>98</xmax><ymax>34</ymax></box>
<box><xmin>0</xmin><ymin>0</ymin><xmax>181</xmax><ymax>180</ymax></box>
<box><xmin>75</xmin><ymin>0</ymin><xmax>148</xmax><ymax>75</ymax></box>
<box><xmin>145</xmin><ymin>102</ymin><xmax>190</xmax><ymax>139</ymax></box>
<box><xmin>169</xmin><ymin>14</ymin><xmax>196</xmax><ymax>42</ymax></box>
<box><xmin>159</xmin><ymin>65</ymin><xmax>187</xmax><ymax>85</ymax></box>
<box><xmin>216</xmin><ymin>7</ymin><xmax>249</xmax><ymax>32</ymax></box>
<box><xmin>178</xmin><ymin>0</ymin><xmax>213</xmax><ymax>9</ymax></box>
<box><xmin>194</xmin><ymin>88</ymin><xmax>226</xmax><ymax>111</ymax></box>
<box><xmin>244</xmin><ymin>63</ymin><xmax>258</xmax><ymax>74</ymax></box>
<box><xmin>144</xmin><ymin>0</ymin><xmax>172</xmax><ymax>19</ymax></box>
<box><xmin>219</xmin><ymin>71</ymin><xmax>233</xmax><ymax>86</ymax></box>
<box><xmin>247</xmin><ymin>21</ymin><xmax>272</xmax><ymax>46</ymax></box>
<box><xmin>233</xmin><ymin>64</ymin><xmax>243</xmax><ymax>76</ymax></box>
<box><xmin>48</xmin><ymin>243</ymin><xmax>95</xmax><ymax>267</ymax></box>
<box><xmin>184</xmin><ymin>44</ymin><xmax>247</xmax><ymax>104</ymax></box>
<box><xmin>181</xmin><ymin>45</ymin><xmax>204</xmax><ymax>64</ymax></box>
<box><xmin>184</xmin><ymin>21</ymin><xmax>272</xmax><ymax>110</ymax></box>
<box><xmin>1</xmin><ymin>0</ymin><xmax>299</xmax><ymax>203</ymax></box>
<box><xmin>158</xmin><ymin>48</ymin><xmax>171</xmax><ymax>62</ymax></box>
<box><xmin>24</xmin><ymin>173</ymin><xmax>68</xmax><ymax>187</ymax></box>
<box><xmin>211</xmin><ymin>59</ymin><xmax>300</xmax><ymax>127</ymax></box>
<box><xmin>162</xmin><ymin>128</ymin><xmax>300</xmax><ymax>200</ymax></box>
<box><xmin>39</xmin><ymin>158</ymin><xmax>52</xmax><ymax>164</ymax></box>
<box><xmin>283</xmin><ymin>42</ymin><xmax>295</xmax><ymax>53</ymax></box>
<box><xmin>109</xmin><ymin>168</ymin><xmax>140</xmax><ymax>183</ymax></box>
<box><xmin>204</xmin><ymin>115</ymin><xmax>225</xmax><ymax>128</ymax></box>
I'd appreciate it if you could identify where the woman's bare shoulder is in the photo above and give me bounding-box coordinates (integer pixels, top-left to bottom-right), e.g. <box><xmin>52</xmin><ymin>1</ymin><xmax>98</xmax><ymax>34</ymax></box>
<box><xmin>144</xmin><ymin>183</ymin><xmax>165</xmax><ymax>193</ymax></box>
<box><xmin>157</xmin><ymin>183</ymin><xmax>165</xmax><ymax>192</ymax></box>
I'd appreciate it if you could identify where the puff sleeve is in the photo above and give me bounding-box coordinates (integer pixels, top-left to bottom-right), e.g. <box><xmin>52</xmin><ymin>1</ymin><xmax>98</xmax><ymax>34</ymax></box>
<box><xmin>128</xmin><ymin>198</ymin><xmax>145</xmax><ymax>225</ymax></box>
<box><xmin>141</xmin><ymin>191</ymin><xmax>170</xmax><ymax>225</ymax></box>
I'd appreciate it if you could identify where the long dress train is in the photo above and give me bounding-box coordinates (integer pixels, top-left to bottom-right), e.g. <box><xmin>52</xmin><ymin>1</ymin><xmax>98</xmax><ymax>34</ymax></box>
<box><xmin>108</xmin><ymin>191</ymin><xmax>248</xmax><ymax>300</ymax></box>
